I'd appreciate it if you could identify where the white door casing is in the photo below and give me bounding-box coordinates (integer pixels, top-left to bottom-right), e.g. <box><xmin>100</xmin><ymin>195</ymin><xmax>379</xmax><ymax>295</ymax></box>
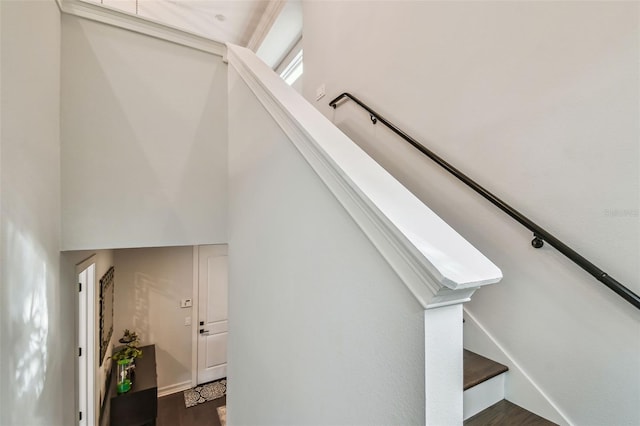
<box><xmin>77</xmin><ymin>257</ymin><xmax>96</xmax><ymax>426</ymax></box>
<box><xmin>197</xmin><ymin>245</ymin><xmax>228</xmax><ymax>384</ymax></box>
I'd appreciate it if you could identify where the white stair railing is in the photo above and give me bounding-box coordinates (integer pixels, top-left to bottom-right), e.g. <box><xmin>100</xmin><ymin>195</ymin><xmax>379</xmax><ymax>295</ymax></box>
<box><xmin>227</xmin><ymin>44</ymin><xmax>503</xmax><ymax>425</ymax></box>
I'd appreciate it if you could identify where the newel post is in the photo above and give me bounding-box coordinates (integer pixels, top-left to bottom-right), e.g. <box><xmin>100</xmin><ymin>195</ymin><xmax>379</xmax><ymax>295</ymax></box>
<box><xmin>424</xmin><ymin>303</ymin><xmax>464</xmax><ymax>425</ymax></box>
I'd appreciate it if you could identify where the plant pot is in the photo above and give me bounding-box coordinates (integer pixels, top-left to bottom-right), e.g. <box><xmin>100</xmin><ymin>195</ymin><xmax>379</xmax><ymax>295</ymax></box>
<box><xmin>116</xmin><ymin>358</ymin><xmax>133</xmax><ymax>394</ymax></box>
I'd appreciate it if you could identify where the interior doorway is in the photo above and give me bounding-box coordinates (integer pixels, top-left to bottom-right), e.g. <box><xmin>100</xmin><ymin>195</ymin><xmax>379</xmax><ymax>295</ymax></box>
<box><xmin>193</xmin><ymin>245</ymin><xmax>228</xmax><ymax>385</ymax></box>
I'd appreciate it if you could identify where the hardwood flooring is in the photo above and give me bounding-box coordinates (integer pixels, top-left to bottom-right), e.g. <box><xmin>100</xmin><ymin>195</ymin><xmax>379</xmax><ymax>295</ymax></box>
<box><xmin>465</xmin><ymin>400</ymin><xmax>557</xmax><ymax>426</ymax></box>
<box><xmin>156</xmin><ymin>392</ymin><xmax>226</xmax><ymax>426</ymax></box>
<box><xmin>464</xmin><ymin>349</ymin><xmax>508</xmax><ymax>390</ymax></box>
<box><xmin>156</xmin><ymin>390</ymin><xmax>555</xmax><ymax>426</ymax></box>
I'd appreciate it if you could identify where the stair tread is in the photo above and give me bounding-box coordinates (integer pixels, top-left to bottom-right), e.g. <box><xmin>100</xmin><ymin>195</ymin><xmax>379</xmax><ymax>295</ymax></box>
<box><xmin>464</xmin><ymin>400</ymin><xmax>558</xmax><ymax>425</ymax></box>
<box><xmin>464</xmin><ymin>349</ymin><xmax>508</xmax><ymax>390</ymax></box>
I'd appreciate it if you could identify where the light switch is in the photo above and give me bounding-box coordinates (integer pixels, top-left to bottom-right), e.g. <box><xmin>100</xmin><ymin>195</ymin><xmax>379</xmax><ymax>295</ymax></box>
<box><xmin>180</xmin><ymin>298</ymin><xmax>192</xmax><ymax>308</ymax></box>
<box><xmin>184</xmin><ymin>316</ymin><xmax>191</xmax><ymax>326</ymax></box>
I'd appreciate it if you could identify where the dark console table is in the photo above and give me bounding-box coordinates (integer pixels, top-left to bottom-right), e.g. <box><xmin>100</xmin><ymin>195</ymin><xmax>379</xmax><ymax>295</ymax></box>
<box><xmin>110</xmin><ymin>344</ymin><xmax>158</xmax><ymax>426</ymax></box>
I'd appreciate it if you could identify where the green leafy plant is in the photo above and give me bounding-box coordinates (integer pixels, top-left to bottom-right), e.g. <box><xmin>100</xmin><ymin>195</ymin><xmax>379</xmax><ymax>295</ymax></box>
<box><xmin>111</xmin><ymin>329</ymin><xmax>143</xmax><ymax>361</ymax></box>
<box><xmin>111</xmin><ymin>345</ymin><xmax>143</xmax><ymax>362</ymax></box>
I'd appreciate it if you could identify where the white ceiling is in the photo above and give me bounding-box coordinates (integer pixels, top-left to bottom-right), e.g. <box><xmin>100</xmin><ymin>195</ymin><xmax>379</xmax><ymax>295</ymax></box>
<box><xmin>95</xmin><ymin>0</ymin><xmax>271</xmax><ymax>46</ymax></box>
<box><xmin>87</xmin><ymin>0</ymin><xmax>302</xmax><ymax>70</ymax></box>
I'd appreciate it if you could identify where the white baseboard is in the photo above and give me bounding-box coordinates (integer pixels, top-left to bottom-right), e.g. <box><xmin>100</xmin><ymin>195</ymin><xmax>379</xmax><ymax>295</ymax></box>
<box><xmin>463</xmin><ymin>308</ymin><xmax>572</xmax><ymax>426</ymax></box>
<box><xmin>158</xmin><ymin>380</ymin><xmax>193</xmax><ymax>397</ymax></box>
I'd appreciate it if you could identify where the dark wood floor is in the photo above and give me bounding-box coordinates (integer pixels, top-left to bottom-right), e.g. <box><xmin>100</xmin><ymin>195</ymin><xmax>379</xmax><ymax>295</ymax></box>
<box><xmin>464</xmin><ymin>349</ymin><xmax>509</xmax><ymax>390</ymax></box>
<box><xmin>465</xmin><ymin>400</ymin><xmax>557</xmax><ymax>426</ymax></box>
<box><xmin>157</xmin><ymin>392</ymin><xmax>226</xmax><ymax>426</ymax></box>
<box><xmin>156</xmin><ymin>391</ymin><xmax>556</xmax><ymax>426</ymax></box>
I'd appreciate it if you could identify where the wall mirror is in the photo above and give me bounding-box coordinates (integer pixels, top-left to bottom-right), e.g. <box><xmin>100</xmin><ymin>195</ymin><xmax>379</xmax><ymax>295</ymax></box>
<box><xmin>99</xmin><ymin>266</ymin><xmax>115</xmax><ymax>366</ymax></box>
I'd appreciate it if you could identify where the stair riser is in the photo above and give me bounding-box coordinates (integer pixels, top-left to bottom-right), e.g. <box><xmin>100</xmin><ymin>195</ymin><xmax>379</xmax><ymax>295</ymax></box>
<box><xmin>463</xmin><ymin>372</ymin><xmax>506</xmax><ymax>420</ymax></box>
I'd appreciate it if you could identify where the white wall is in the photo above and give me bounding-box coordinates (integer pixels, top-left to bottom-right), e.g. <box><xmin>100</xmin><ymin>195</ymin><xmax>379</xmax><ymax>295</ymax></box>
<box><xmin>114</xmin><ymin>246</ymin><xmax>194</xmax><ymax>391</ymax></box>
<box><xmin>291</xmin><ymin>75</ymin><xmax>302</xmax><ymax>94</ymax></box>
<box><xmin>303</xmin><ymin>2</ymin><xmax>639</xmax><ymax>425</ymax></box>
<box><xmin>61</xmin><ymin>14</ymin><xmax>228</xmax><ymax>250</ymax></box>
<box><xmin>227</xmin><ymin>64</ymin><xmax>426</xmax><ymax>425</ymax></box>
<box><xmin>0</xmin><ymin>1</ymin><xmax>70</xmax><ymax>424</ymax></box>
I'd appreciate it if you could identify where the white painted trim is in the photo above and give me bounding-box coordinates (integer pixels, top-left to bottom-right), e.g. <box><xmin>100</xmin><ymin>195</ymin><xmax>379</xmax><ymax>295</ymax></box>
<box><xmin>227</xmin><ymin>44</ymin><xmax>503</xmax><ymax>309</ymax></box>
<box><xmin>158</xmin><ymin>380</ymin><xmax>193</xmax><ymax>398</ymax></box>
<box><xmin>275</xmin><ymin>37</ymin><xmax>303</xmax><ymax>76</ymax></box>
<box><xmin>463</xmin><ymin>373</ymin><xmax>506</xmax><ymax>420</ymax></box>
<box><xmin>76</xmin><ymin>255</ymin><xmax>97</xmax><ymax>426</ymax></box>
<box><xmin>246</xmin><ymin>0</ymin><xmax>287</xmax><ymax>52</ymax></box>
<box><xmin>78</xmin><ymin>268</ymin><xmax>88</xmax><ymax>426</ymax></box>
<box><xmin>191</xmin><ymin>246</ymin><xmax>199</xmax><ymax>388</ymax></box>
<box><xmin>58</xmin><ymin>0</ymin><xmax>226</xmax><ymax>57</ymax></box>
<box><xmin>424</xmin><ymin>304</ymin><xmax>463</xmax><ymax>425</ymax></box>
<box><xmin>463</xmin><ymin>308</ymin><xmax>573</xmax><ymax>425</ymax></box>
<box><xmin>279</xmin><ymin>47</ymin><xmax>303</xmax><ymax>86</ymax></box>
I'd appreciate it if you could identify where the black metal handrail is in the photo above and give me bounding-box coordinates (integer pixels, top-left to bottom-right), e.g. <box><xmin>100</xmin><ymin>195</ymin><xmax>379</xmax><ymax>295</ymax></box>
<box><xmin>330</xmin><ymin>92</ymin><xmax>639</xmax><ymax>310</ymax></box>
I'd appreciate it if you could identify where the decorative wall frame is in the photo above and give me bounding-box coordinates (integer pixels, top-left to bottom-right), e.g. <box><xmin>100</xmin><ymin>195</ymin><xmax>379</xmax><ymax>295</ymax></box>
<box><xmin>99</xmin><ymin>266</ymin><xmax>115</xmax><ymax>366</ymax></box>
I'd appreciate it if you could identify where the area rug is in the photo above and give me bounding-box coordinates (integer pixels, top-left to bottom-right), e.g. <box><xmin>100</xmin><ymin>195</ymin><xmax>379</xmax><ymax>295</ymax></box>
<box><xmin>183</xmin><ymin>379</ymin><xmax>227</xmax><ymax>408</ymax></box>
<box><xmin>217</xmin><ymin>405</ymin><xmax>227</xmax><ymax>426</ymax></box>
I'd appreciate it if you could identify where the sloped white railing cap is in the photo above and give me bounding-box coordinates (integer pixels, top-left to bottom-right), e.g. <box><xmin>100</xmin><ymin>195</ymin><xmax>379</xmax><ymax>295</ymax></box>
<box><xmin>228</xmin><ymin>44</ymin><xmax>503</xmax><ymax>309</ymax></box>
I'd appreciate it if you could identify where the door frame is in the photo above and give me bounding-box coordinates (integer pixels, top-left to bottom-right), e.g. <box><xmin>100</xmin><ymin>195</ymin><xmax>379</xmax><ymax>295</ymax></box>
<box><xmin>77</xmin><ymin>255</ymin><xmax>97</xmax><ymax>426</ymax></box>
<box><xmin>190</xmin><ymin>246</ymin><xmax>200</xmax><ymax>387</ymax></box>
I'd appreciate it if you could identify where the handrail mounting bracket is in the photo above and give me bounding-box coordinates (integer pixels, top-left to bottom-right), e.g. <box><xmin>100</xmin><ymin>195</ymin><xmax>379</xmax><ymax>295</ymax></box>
<box><xmin>531</xmin><ymin>234</ymin><xmax>544</xmax><ymax>249</ymax></box>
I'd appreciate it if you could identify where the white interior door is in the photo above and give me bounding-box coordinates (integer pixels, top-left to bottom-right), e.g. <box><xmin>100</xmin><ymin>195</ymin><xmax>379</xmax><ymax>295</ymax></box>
<box><xmin>197</xmin><ymin>245</ymin><xmax>228</xmax><ymax>384</ymax></box>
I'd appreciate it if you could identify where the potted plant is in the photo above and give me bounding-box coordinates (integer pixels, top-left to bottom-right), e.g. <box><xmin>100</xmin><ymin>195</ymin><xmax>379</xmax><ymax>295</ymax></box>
<box><xmin>118</xmin><ymin>329</ymin><xmax>138</xmax><ymax>345</ymax></box>
<box><xmin>111</xmin><ymin>329</ymin><xmax>143</xmax><ymax>394</ymax></box>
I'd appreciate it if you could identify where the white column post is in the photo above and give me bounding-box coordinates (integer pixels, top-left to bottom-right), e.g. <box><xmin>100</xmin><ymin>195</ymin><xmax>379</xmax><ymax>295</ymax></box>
<box><xmin>425</xmin><ymin>303</ymin><xmax>464</xmax><ymax>425</ymax></box>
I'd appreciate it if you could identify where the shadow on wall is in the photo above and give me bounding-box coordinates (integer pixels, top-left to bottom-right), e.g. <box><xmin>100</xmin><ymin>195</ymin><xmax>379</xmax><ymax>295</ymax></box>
<box><xmin>132</xmin><ymin>271</ymin><xmax>182</xmax><ymax>344</ymax></box>
<box><xmin>126</xmin><ymin>267</ymin><xmax>192</xmax><ymax>388</ymax></box>
<box><xmin>1</xmin><ymin>220</ymin><xmax>67</xmax><ymax>424</ymax></box>
<box><xmin>132</xmin><ymin>272</ymin><xmax>151</xmax><ymax>344</ymax></box>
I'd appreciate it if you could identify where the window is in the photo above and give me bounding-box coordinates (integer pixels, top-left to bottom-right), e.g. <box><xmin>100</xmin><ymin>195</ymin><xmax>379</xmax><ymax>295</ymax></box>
<box><xmin>280</xmin><ymin>49</ymin><xmax>303</xmax><ymax>86</ymax></box>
